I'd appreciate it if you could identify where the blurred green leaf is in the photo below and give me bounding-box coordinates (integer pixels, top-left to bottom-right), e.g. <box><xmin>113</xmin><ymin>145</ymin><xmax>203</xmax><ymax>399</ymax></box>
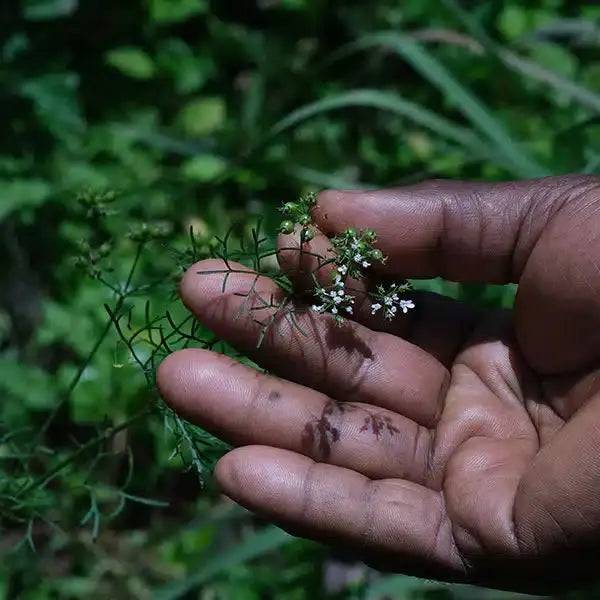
<box><xmin>341</xmin><ymin>33</ymin><xmax>549</xmax><ymax>178</ymax></box>
<box><xmin>0</xmin><ymin>354</ymin><xmax>57</xmax><ymax>412</ymax></box>
<box><xmin>181</xmin><ymin>154</ymin><xmax>227</xmax><ymax>181</ymax></box>
<box><xmin>23</xmin><ymin>0</ymin><xmax>78</xmax><ymax>20</ymax></box>
<box><xmin>106</xmin><ymin>47</ymin><xmax>156</xmax><ymax>80</ymax></box>
<box><xmin>2</xmin><ymin>33</ymin><xmax>30</xmax><ymax>61</ymax></box>
<box><xmin>0</xmin><ymin>178</ymin><xmax>51</xmax><ymax>219</ymax></box>
<box><xmin>442</xmin><ymin>0</ymin><xmax>600</xmax><ymax>113</ymax></box>
<box><xmin>148</xmin><ymin>0</ymin><xmax>207</xmax><ymax>24</ymax></box>
<box><xmin>498</xmin><ymin>5</ymin><xmax>529</xmax><ymax>40</ymax></box>
<box><xmin>367</xmin><ymin>574</ymin><xmax>442</xmax><ymax>599</ymax></box>
<box><xmin>156</xmin><ymin>39</ymin><xmax>213</xmax><ymax>93</ymax></box>
<box><xmin>155</xmin><ymin>526</ymin><xmax>293</xmax><ymax>599</ymax></box>
<box><xmin>19</xmin><ymin>72</ymin><xmax>84</xmax><ymax>141</ymax></box>
<box><xmin>271</xmin><ymin>88</ymin><xmax>504</xmax><ymax>167</ymax></box>
<box><xmin>177</xmin><ymin>97</ymin><xmax>226</xmax><ymax>137</ymax></box>
<box><xmin>528</xmin><ymin>41</ymin><xmax>576</xmax><ymax>77</ymax></box>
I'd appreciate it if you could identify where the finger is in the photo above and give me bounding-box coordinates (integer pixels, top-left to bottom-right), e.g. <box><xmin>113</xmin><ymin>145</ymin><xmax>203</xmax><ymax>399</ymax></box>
<box><xmin>312</xmin><ymin>177</ymin><xmax>597</xmax><ymax>283</ymax></box>
<box><xmin>215</xmin><ymin>445</ymin><xmax>465</xmax><ymax>580</ymax></box>
<box><xmin>312</xmin><ymin>176</ymin><xmax>600</xmax><ymax>373</ymax></box>
<box><xmin>181</xmin><ymin>259</ymin><xmax>449</xmax><ymax>426</ymax></box>
<box><xmin>157</xmin><ymin>349</ymin><xmax>433</xmax><ymax>483</ymax></box>
<box><xmin>278</xmin><ymin>226</ymin><xmax>478</xmax><ymax>366</ymax></box>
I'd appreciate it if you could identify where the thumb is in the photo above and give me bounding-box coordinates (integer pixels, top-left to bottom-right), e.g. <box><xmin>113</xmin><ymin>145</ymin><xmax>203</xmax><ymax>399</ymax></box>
<box><xmin>312</xmin><ymin>175</ymin><xmax>600</xmax><ymax>374</ymax></box>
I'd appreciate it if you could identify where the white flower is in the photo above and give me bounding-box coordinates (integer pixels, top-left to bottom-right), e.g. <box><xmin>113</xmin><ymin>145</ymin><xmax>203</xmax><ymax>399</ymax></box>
<box><xmin>390</xmin><ymin>305</ymin><xmax>397</xmax><ymax>314</ymax></box>
<box><xmin>345</xmin><ymin>306</ymin><xmax>353</xmax><ymax>314</ymax></box>
<box><xmin>334</xmin><ymin>296</ymin><xmax>342</xmax><ymax>304</ymax></box>
<box><xmin>329</xmin><ymin>290</ymin><xmax>338</xmax><ymax>297</ymax></box>
<box><xmin>354</xmin><ymin>253</ymin><xmax>363</xmax><ymax>262</ymax></box>
<box><xmin>392</xmin><ymin>294</ymin><xmax>399</xmax><ymax>301</ymax></box>
<box><xmin>371</xmin><ymin>302</ymin><xmax>382</xmax><ymax>314</ymax></box>
<box><xmin>362</xmin><ymin>260</ymin><xmax>370</xmax><ymax>268</ymax></box>
<box><xmin>338</xmin><ymin>289</ymin><xmax>344</xmax><ymax>296</ymax></box>
<box><xmin>400</xmin><ymin>299</ymin><xmax>415</xmax><ymax>313</ymax></box>
<box><xmin>312</xmin><ymin>305</ymin><xmax>324</xmax><ymax>312</ymax></box>
<box><xmin>384</xmin><ymin>297</ymin><xmax>393</xmax><ymax>305</ymax></box>
<box><xmin>331</xmin><ymin>306</ymin><xmax>338</xmax><ymax>315</ymax></box>
<box><xmin>337</xmin><ymin>265</ymin><xmax>348</xmax><ymax>275</ymax></box>
<box><xmin>334</xmin><ymin>274</ymin><xmax>343</xmax><ymax>285</ymax></box>
<box><xmin>351</xmin><ymin>240</ymin><xmax>360</xmax><ymax>250</ymax></box>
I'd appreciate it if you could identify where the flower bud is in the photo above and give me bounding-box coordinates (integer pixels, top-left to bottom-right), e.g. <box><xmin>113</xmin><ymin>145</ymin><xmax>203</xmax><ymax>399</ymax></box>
<box><xmin>363</xmin><ymin>228</ymin><xmax>377</xmax><ymax>242</ymax></box>
<box><xmin>279</xmin><ymin>220</ymin><xmax>295</xmax><ymax>234</ymax></box>
<box><xmin>371</xmin><ymin>248</ymin><xmax>384</xmax><ymax>261</ymax></box>
<box><xmin>302</xmin><ymin>227</ymin><xmax>315</xmax><ymax>241</ymax></box>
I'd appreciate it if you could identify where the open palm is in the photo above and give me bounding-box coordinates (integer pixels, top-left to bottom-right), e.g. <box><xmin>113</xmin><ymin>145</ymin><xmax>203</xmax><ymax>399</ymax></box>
<box><xmin>158</xmin><ymin>176</ymin><xmax>600</xmax><ymax>592</ymax></box>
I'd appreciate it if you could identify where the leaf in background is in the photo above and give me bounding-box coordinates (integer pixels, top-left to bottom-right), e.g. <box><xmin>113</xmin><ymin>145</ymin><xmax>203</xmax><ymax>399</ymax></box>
<box><xmin>441</xmin><ymin>0</ymin><xmax>600</xmax><ymax>114</ymax></box>
<box><xmin>181</xmin><ymin>154</ymin><xmax>227</xmax><ymax>182</ymax></box>
<box><xmin>106</xmin><ymin>47</ymin><xmax>156</xmax><ymax>80</ymax></box>
<box><xmin>23</xmin><ymin>0</ymin><xmax>78</xmax><ymax>20</ymax></box>
<box><xmin>528</xmin><ymin>41</ymin><xmax>576</xmax><ymax>78</ymax></box>
<box><xmin>342</xmin><ymin>33</ymin><xmax>549</xmax><ymax>178</ymax></box>
<box><xmin>2</xmin><ymin>33</ymin><xmax>30</xmax><ymax>61</ymax></box>
<box><xmin>19</xmin><ymin>72</ymin><xmax>85</xmax><ymax>142</ymax></box>
<box><xmin>0</xmin><ymin>353</ymin><xmax>58</xmax><ymax>413</ymax></box>
<box><xmin>0</xmin><ymin>178</ymin><xmax>51</xmax><ymax>220</ymax></box>
<box><xmin>270</xmin><ymin>88</ymin><xmax>514</xmax><ymax>171</ymax></box>
<box><xmin>177</xmin><ymin>97</ymin><xmax>226</xmax><ymax>137</ymax></box>
<box><xmin>148</xmin><ymin>0</ymin><xmax>207</xmax><ymax>24</ymax></box>
<box><xmin>156</xmin><ymin>39</ymin><xmax>214</xmax><ymax>93</ymax></box>
<box><xmin>366</xmin><ymin>574</ymin><xmax>441</xmax><ymax>599</ymax></box>
<box><xmin>498</xmin><ymin>4</ymin><xmax>530</xmax><ymax>41</ymax></box>
<box><xmin>499</xmin><ymin>50</ymin><xmax>600</xmax><ymax>113</ymax></box>
<box><xmin>155</xmin><ymin>526</ymin><xmax>293</xmax><ymax>600</ymax></box>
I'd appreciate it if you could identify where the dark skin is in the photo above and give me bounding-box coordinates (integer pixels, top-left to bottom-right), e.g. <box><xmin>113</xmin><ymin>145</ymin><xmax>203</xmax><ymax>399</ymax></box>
<box><xmin>158</xmin><ymin>175</ymin><xmax>600</xmax><ymax>593</ymax></box>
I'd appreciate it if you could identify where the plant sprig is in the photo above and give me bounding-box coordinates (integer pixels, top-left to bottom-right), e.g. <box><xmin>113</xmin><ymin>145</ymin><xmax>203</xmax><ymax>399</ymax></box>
<box><xmin>278</xmin><ymin>195</ymin><xmax>415</xmax><ymax>324</ymax></box>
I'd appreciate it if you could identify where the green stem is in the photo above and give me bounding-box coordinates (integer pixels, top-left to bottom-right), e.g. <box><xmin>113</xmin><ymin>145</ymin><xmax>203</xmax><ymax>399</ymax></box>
<box><xmin>37</xmin><ymin>317</ymin><xmax>113</xmax><ymax>438</ymax></box>
<box><xmin>37</xmin><ymin>243</ymin><xmax>145</xmax><ymax>438</ymax></box>
<box><xmin>17</xmin><ymin>408</ymin><xmax>151</xmax><ymax>499</ymax></box>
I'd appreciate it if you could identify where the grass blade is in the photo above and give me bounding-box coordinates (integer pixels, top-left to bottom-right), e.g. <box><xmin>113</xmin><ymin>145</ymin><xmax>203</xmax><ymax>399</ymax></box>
<box><xmin>270</xmin><ymin>88</ymin><xmax>516</xmax><ymax>171</ymax></box>
<box><xmin>342</xmin><ymin>32</ymin><xmax>548</xmax><ymax>178</ymax></box>
<box><xmin>441</xmin><ymin>0</ymin><xmax>600</xmax><ymax>114</ymax></box>
<box><xmin>153</xmin><ymin>525</ymin><xmax>293</xmax><ymax>600</ymax></box>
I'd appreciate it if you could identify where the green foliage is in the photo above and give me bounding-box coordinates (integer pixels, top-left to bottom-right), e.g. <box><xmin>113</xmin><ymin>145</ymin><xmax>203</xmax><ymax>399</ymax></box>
<box><xmin>106</xmin><ymin>47</ymin><xmax>156</xmax><ymax>80</ymax></box>
<box><xmin>1</xmin><ymin>0</ymin><xmax>598</xmax><ymax>597</ymax></box>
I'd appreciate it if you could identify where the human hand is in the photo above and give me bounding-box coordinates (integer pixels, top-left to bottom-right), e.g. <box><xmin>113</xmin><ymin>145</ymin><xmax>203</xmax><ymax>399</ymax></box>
<box><xmin>158</xmin><ymin>175</ymin><xmax>600</xmax><ymax>592</ymax></box>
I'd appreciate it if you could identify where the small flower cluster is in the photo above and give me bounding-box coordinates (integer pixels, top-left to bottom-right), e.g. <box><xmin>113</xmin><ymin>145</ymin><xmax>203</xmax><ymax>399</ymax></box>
<box><xmin>276</xmin><ymin>194</ymin><xmax>416</xmax><ymax>325</ymax></box>
<box><xmin>77</xmin><ymin>188</ymin><xmax>118</xmax><ymax>219</ymax></box>
<box><xmin>127</xmin><ymin>221</ymin><xmax>173</xmax><ymax>243</ymax></box>
<box><xmin>369</xmin><ymin>282</ymin><xmax>415</xmax><ymax>320</ymax></box>
<box><xmin>311</xmin><ymin>271</ymin><xmax>355</xmax><ymax>322</ymax></box>
<box><xmin>309</xmin><ymin>228</ymin><xmax>415</xmax><ymax>324</ymax></box>
<box><xmin>330</xmin><ymin>227</ymin><xmax>383</xmax><ymax>280</ymax></box>
<box><xmin>73</xmin><ymin>239</ymin><xmax>113</xmax><ymax>279</ymax></box>
<box><xmin>278</xmin><ymin>191</ymin><xmax>318</xmax><ymax>241</ymax></box>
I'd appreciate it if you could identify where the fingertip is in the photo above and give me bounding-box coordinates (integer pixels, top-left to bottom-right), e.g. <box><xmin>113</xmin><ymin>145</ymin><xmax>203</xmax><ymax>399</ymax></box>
<box><xmin>313</xmin><ymin>188</ymin><xmax>380</xmax><ymax>237</ymax></box>
<box><xmin>214</xmin><ymin>448</ymin><xmax>242</xmax><ymax>496</ymax></box>
<box><xmin>215</xmin><ymin>446</ymin><xmax>312</xmax><ymax>509</ymax></box>
<box><xmin>156</xmin><ymin>348</ymin><xmax>223</xmax><ymax>416</ymax></box>
<box><xmin>312</xmin><ymin>189</ymin><xmax>344</xmax><ymax>234</ymax></box>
